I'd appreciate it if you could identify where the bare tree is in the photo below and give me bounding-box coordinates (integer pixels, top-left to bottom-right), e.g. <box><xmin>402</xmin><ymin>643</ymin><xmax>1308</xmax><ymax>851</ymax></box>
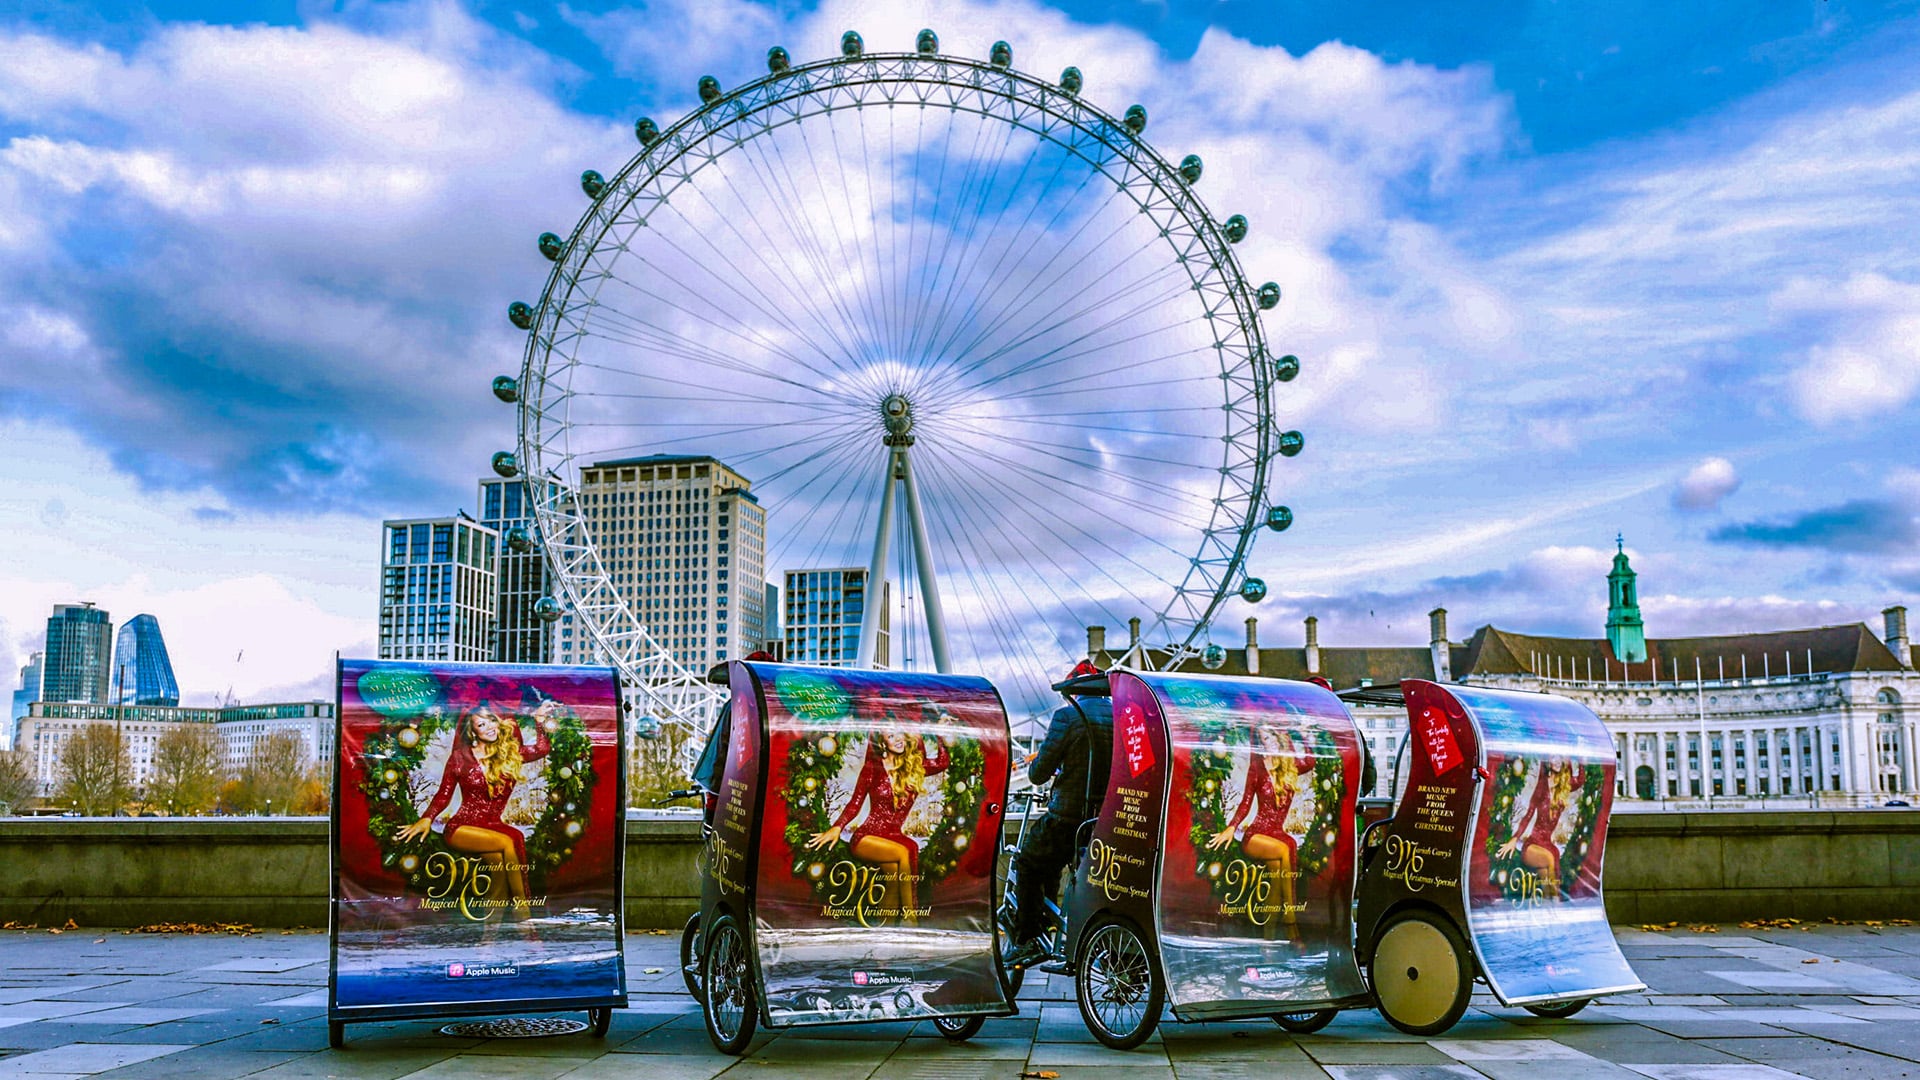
<box><xmin>239</xmin><ymin>732</ymin><xmax>309</xmax><ymax>816</ymax></box>
<box><xmin>0</xmin><ymin>749</ymin><xmax>36</xmax><ymax>814</ymax></box>
<box><xmin>55</xmin><ymin>723</ymin><xmax>133</xmax><ymax>815</ymax></box>
<box><xmin>147</xmin><ymin>723</ymin><xmax>225</xmax><ymax>816</ymax></box>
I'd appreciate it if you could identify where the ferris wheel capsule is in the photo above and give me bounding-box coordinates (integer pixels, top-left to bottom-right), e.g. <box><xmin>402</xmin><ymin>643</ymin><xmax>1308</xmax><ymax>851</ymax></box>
<box><xmin>1202</xmin><ymin>644</ymin><xmax>1228</xmax><ymax>670</ymax></box>
<box><xmin>506</xmin><ymin>526</ymin><xmax>534</xmax><ymax>553</ymax></box>
<box><xmin>1278</xmin><ymin>430</ymin><xmax>1305</xmax><ymax>457</ymax></box>
<box><xmin>841</xmin><ymin>31</ymin><xmax>864</xmax><ymax>57</ymax></box>
<box><xmin>507</xmin><ymin>301</ymin><xmax>534</xmax><ymax>329</ymax></box>
<box><xmin>491</xmin><ymin>451</ymin><xmax>520</xmax><ymax>478</ymax></box>
<box><xmin>634</xmin><ymin>116</ymin><xmax>660</xmax><ymax>145</ymax></box>
<box><xmin>533</xmin><ymin>596</ymin><xmax>563</xmax><ymax>622</ymax></box>
<box><xmin>1179</xmin><ymin>155</ymin><xmax>1203</xmax><ymax>183</ymax></box>
<box><xmin>1267</xmin><ymin>506</ymin><xmax>1294</xmax><ymax>532</ymax></box>
<box><xmin>537</xmin><ymin>232</ymin><xmax>564</xmax><ymax>261</ymax></box>
<box><xmin>767</xmin><ymin>46</ymin><xmax>791</xmax><ymax>72</ymax></box>
<box><xmin>491</xmin><ymin>375</ymin><xmax>519</xmax><ymax>403</ymax></box>
<box><xmin>1124</xmin><ymin>104</ymin><xmax>1147</xmax><ymax>134</ymax></box>
<box><xmin>1223</xmin><ymin>214</ymin><xmax>1248</xmax><ymax>243</ymax></box>
<box><xmin>917</xmin><ymin>29</ymin><xmax>939</xmax><ymax>55</ymax></box>
<box><xmin>990</xmin><ymin>40</ymin><xmax>1012</xmax><ymax>67</ymax></box>
<box><xmin>1239</xmin><ymin>577</ymin><xmax>1268</xmax><ymax>603</ymax></box>
<box><xmin>580</xmin><ymin>170</ymin><xmax>607</xmax><ymax>199</ymax></box>
<box><xmin>1060</xmin><ymin>66</ymin><xmax>1083</xmax><ymax>94</ymax></box>
<box><xmin>698</xmin><ymin>75</ymin><xmax>722</xmax><ymax>103</ymax></box>
<box><xmin>1275</xmin><ymin>354</ymin><xmax>1300</xmax><ymax>382</ymax></box>
<box><xmin>1257</xmin><ymin>282</ymin><xmax>1281</xmax><ymax>309</ymax></box>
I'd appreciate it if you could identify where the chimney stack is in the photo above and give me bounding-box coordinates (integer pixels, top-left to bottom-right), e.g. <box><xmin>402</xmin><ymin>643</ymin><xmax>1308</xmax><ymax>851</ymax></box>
<box><xmin>1244</xmin><ymin>617</ymin><xmax>1260</xmax><ymax>675</ymax></box>
<box><xmin>1128</xmin><ymin>617</ymin><xmax>1141</xmax><ymax>649</ymax></box>
<box><xmin>1304</xmin><ymin>615</ymin><xmax>1320</xmax><ymax>676</ymax></box>
<box><xmin>1087</xmin><ymin>625</ymin><xmax>1106</xmax><ymax>659</ymax></box>
<box><xmin>1429</xmin><ymin>607</ymin><xmax>1452</xmax><ymax>682</ymax></box>
<box><xmin>1886</xmin><ymin>606</ymin><xmax>1912</xmax><ymax>668</ymax></box>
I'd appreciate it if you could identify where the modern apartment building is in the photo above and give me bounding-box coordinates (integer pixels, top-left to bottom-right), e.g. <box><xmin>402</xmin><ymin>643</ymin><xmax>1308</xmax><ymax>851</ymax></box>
<box><xmin>8</xmin><ymin>652</ymin><xmax>42</xmax><ymax>752</ymax></box>
<box><xmin>558</xmin><ymin>455</ymin><xmax>767</xmax><ymax>671</ymax></box>
<box><xmin>377</xmin><ymin>515</ymin><xmax>499</xmax><ymax>662</ymax></box>
<box><xmin>17</xmin><ymin>700</ymin><xmax>334</xmax><ymax>800</ymax></box>
<box><xmin>43</xmin><ymin>603</ymin><xmax>113</xmax><ymax>705</ymax></box>
<box><xmin>111</xmin><ymin>614</ymin><xmax>180</xmax><ymax>707</ymax></box>
<box><xmin>478</xmin><ymin>477</ymin><xmax>554</xmax><ymax>664</ymax></box>
<box><xmin>782</xmin><ymin>567</ymin><xmax>889</xmax><ymax>667</ymax></box>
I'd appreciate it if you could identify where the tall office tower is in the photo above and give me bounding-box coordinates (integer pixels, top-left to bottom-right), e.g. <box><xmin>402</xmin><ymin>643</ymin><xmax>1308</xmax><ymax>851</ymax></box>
<box><xmin>559</xmin><ymin>455</ymin><xmax>767</xmax><ymax>671</ymax></box>
<box><xmin>43</xmin><ymin>603</ymin><xmax>113</xmax><ymax>704</ymax></box>
<box><xmin>764</xmin><ymin>582</ymin><xmax>782</xmax><ymax>654</ymax></box>
<box><xmin>783</xmin><ymin>568</ymin><xmax>889</xmax><ymax>667</ymax></box>
<box><xmin>111</xmin><ymin>614</ymin><xmax>180</xmax><ymax>707</ymax></box>
<box><xmin>8</xmin><ymin>652</ymin><xmax>42</xmax><ymax>752</ymax></box>
<box><xmin>478</xmin><ymin>477</ymin><xmax>554</xmax><ymax>664</ymax></box>
<box><xmin>377</xmin><ymin>515</ymin><xmax>499</xmax><ymax>662</ymax></box>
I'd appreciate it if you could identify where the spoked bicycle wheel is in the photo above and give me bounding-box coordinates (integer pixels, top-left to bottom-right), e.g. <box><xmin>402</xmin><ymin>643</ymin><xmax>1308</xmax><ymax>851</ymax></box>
<box><xmin>1273</xmin><ymin>1008</ymin><xmax>1338</xmax><ymax>1033</ymax></box>
<box><xmin>933</xmin><ymin>1014</ymin><xmax>988</xmax><ymax>1042</ymax></box>
<box><xmin>504</xmin><ymin>30</ymin><xmax>1303</xmax><ymax>734</ymax></box>
<box><xmin>1523</xmin><ymin>998</ymin><xmax>1591</xmax><ymax>1018</ymax></box>
<box><xmin>1075</xmin><ymin>917</ymin><xmax>1164</xmax><ymax>1050</ymax></box>
<box><xmin>680</xmin><ymin>912</ymin><xmax>704</xmax><ymax>999</ymax></box>
<box><xmin>700</xmin><ymin>915</ymin><xmax>757</xmax><ymax>1054</ymax></box>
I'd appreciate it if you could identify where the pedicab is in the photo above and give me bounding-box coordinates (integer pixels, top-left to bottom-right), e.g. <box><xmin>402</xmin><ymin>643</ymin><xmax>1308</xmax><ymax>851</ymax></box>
<box><xmin>1347</xmin><ymin>679</ymin><xmax>1644</xmax><ymax>1035</ymax></box>
<box><xmin>694</xmin><ymin>660</ymin><xmax>1017</xmax><ymax>1053</ymax></box>
<box><xmin>1056</xmin><ymin>670</ymin><xmax>1373</xmax><ymax>1049</ymax></box>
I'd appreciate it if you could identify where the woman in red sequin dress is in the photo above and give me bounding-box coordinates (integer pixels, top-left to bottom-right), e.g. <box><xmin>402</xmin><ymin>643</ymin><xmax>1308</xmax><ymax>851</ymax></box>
<box><xmin>396</xmin><ymin>701</ymin><xmax>551</xmax><ymax>919</ymax></box>
<box><xmin>807</xmin><ymin>729</ymin><xmax>949</xmax><ymax>922</ymax></box>
<box><xmin>1497</xmin><ymin>757</ymin><xmax>1582</xmax><ymax>899</ymax></box>
<box><xmin>1207</xmin><ymin>723</ymin><xmax>1314</xmax><ymax>938</ymax></box>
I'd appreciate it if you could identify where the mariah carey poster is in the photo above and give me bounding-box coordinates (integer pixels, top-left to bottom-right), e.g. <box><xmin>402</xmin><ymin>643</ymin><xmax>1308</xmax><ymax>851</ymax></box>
<box><xmin>1146</xmin><ymin>673</ymin><xmax>1370</xmax><ymax>1014</ymax></box>
<box><xmin>749</xmin><ymin>664</ymin><xmax>1011</xmax><ymax>1026</ymax></box>
<box><xmin>1456</xmin><ymin>684</ymin><xmax>1641</xmax><ymax>1003</ymax></box>
<box><xmin>329</xmin><ymin>659</ymin><xmax>626</xmax><ymax>1021</ymax></box>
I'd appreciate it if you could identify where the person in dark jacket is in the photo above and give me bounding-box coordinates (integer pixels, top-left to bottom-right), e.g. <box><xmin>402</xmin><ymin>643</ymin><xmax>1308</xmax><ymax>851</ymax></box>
<box><xmin>1006</xmin><ymin>660</ymin><xmax>1114</xmax><ymax>969</ymax></box>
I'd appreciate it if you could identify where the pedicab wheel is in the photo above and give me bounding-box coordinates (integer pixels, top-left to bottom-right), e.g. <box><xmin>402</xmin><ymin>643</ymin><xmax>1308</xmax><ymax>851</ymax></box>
<box><xmin>700</xmin><ymin>915</ymin><xmax>757</xmax><ymax>1054</ymax></box>
<box><xmin>328</xmin><ymin>1020</ymin><xmax>344</xmax><ymax>1048</ymax></box>
<box><xmin>1075</xmin><ymin>917</ymin><xmax>1164</xmax><ymax>1050</ymax></box>
<box><xmin>1369</xmin><ymin>909</ymin><xmax>1473</xmax><ymax>1036</ymax></box>
<box><xmin>1523</xmin><ymin>998</ymin><xmax>1591</xmax><ymax>1018</ymax></box>
<box><xmin>680</xmin><ymin>912</ymin><xmax>703</xmax><ymax>998</ymax></box>
<box><xmin>933</xmin><ymin>1014</ymin><xmax>988</xmax><ymax>1042</ymax></box>
<box><xmin>588</xmin><ymin>1007</ymin><xmax>612</xmax><ymax>1037</ymax></box>
<box><xmin>995</xmin><ymin>921</ymin><xmax>1026</xmax><ymax>996</ymax></box>
<box><xmin>1272</xmin><ymin>1008</ymin><xmax>1338</xmax><ymax>1034</ymax></box>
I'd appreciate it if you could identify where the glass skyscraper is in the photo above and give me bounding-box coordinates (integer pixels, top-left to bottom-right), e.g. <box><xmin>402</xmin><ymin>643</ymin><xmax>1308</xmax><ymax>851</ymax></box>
<box><xmin>8</xmin><ymin>652</ymin><xmax>42</xmax><ymax>752</ymax></box>
<box><xmin>478</xmin><ymin>477</ymin><xmax>554</xmax><ymax>664</ymax></box>
<box><xmin>112</xmin><ymin>614</ymin><xmax>180</xmax><ymax>707</ymax></box>
<box><xmin>378</xmin><ymin>514</ymin><xmax>499</xmax><ymax>662</ymax></box>
<box><xmin>43</xmin><ymin>603</ymin><xmax>113</xmax><ymax>704</ymax></box>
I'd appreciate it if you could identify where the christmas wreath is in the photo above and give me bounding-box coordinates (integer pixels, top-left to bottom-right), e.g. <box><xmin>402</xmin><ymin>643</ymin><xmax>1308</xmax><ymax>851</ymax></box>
<box><xmin>355</xmin><ymin>668</ymin><xmax>597</xmax><ymax>898</ymax></box>
<box><xmin>1484</xmin><ymin>757</ymin><xmax>1602</xmax><ymax>898</ymax></box>
<box><xmin>779</xmin><ymin>724</ymin><xmax>985</xmax><ymax>906</ymax></box>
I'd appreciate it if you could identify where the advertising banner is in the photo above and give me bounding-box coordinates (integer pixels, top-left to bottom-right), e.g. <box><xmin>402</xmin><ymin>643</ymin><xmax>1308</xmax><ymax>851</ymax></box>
<box><xmin>1148</xmin><ymin>673</ymin><xmax>1369</xmax><ymax>1015</ymax></box>
<box><xmin>330</xmin><ymin>660</ymin><xmax>626</xmax><ymax>1020</ymax></box>
<box><xmin>1454</xmin><ymin>684</ymin><xmax>1641</xmax><ymax>1004</ymax></box>
<box><xmin>747</xmin><ymin>664</ymin><xmax>1012</xmax><ymax>1026</ymax></box>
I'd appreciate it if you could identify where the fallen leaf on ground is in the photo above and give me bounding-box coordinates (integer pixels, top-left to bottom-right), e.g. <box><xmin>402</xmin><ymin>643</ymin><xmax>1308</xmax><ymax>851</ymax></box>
<box><xmin>260</xmin><ymin>1018</ymin><xmax>280</xmax><ymax>1025</ymax></box>
<box><xmin>1802</xmin><ymin>958</ymin><xmax>1820</xmax><ymax>964</ymax></box>
<box><xmin>127</xmin><ymin>922</ymin><xmax>258</xmax><ymax>936</ymax></box>
<box><xmin>1687</xmin><ymin>924</ymin><xmax>1719</xmax><ymax>933</ymax></box>
<box><xmin>92</xmin><ymin>938</ymin><xmax>105</xmax><ymax>944</ymax></box>
<box><xmin>643</xmin><ymin>967</ymin><xmax>663</xmax><ymax>974</ymax></box>
<box><xmin>1020</xmin><ymin>1072</ymin><xmax>1060</xmax><ymax>1079</ymax></box>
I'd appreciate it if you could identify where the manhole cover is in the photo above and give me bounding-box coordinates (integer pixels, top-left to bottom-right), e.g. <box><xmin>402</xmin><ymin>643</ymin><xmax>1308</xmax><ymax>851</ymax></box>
<box><xmin>438</xmin><ymin>1016</ymin><xmax>589</xmax><ymax>1038</ymax></box>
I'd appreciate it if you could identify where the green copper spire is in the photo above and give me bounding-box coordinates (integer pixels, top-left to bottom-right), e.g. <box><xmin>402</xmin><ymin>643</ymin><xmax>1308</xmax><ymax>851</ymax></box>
<box><xmin>1606</xmin><ymin>534</ymin><xmax>1648</xmax><ymax>663</ymax></box>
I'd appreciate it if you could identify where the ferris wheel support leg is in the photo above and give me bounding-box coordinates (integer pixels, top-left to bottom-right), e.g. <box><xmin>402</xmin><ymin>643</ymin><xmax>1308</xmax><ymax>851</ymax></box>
<box><xmin>855</xmin><ymin>451</ymin><xmax>898</xmax><ymax>670</ymax></box>
<box><xmin>896</xmin><ymin>446</ymin><xmax>952</xmax><ymax>675</ymax></box>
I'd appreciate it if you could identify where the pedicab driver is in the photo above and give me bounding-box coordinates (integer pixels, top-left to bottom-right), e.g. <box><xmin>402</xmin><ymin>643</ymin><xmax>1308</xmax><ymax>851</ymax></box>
<box><xmin>1005</xmin><ymin>660</ymin><xmax>1114</xmax><ymax>971</ymax></box>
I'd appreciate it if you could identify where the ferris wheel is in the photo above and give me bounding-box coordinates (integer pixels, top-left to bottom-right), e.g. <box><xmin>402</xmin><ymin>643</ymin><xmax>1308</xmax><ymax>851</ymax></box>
<box><xmin>492</xmin><ymin>30</ymin><xmax>1304</xmax><ymax>733</ymax></box>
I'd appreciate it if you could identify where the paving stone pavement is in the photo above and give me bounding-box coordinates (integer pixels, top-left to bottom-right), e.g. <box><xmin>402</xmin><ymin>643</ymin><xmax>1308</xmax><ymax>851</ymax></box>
<box><xmin>3</xmin><ymin>926</ymin><xmax>1919</xmax><ymax>1079</ymax></box>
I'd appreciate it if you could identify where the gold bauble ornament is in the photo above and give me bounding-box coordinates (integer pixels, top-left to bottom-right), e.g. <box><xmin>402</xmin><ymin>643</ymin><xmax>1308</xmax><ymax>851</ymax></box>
<box><xmin>396</xmin><ymin>728</ymin><xmax>420</xmax><ymax>749</ymax></box>
<box><xmin>564</xmin><ymin>821</ymin><xmax>583</xmax><ymax>839</ymax></box>
<box><xmin>383</xmin><ymin>769</ymin><xmax>399</xmax><ymax>783</ymax></box>
<box><xmin>542</xmin><ymin>718</ymin><xmax>559</xmax><ymax>734</ymax></box>
<box><xmin>818</xmin><ymin>736</ymin><xmax>837</xmax><ymax>756</ymax></box>
<box><xmin>808</xmin><ymin>863</ymin><xmax>825</xmax><ymax>879</ymax></box>
<box><xmin>400</xmin><ymin>854</ymin><xmax>419</xmax><ymax>873</ymax></box>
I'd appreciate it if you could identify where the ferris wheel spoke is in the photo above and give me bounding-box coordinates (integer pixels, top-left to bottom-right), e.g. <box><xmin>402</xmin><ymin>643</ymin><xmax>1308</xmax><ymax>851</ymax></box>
<box><xmin>760</xmin><ymin>432</ymin><xmax>882</xmax><ymax>572</ymax></box>
<box><xmin>899</xmin><ymin>103</ymin><xmax>1010</xmax><ymax>365</ymax></box>
<box><xmin>831</xmin><ymin>110</ymin><xmax>899</xmax><ymax>365</ymax></box>
<box><xmin>929</xmin><ymin>427</ymin><xmax>1214</xmax><ymax>527</ymax></box>
<box><xmin>931</xmin><ymin>178</ymin><xmax>1163</xmax><ymax>380</ymax></box>
<box><xmin>987</xmin><ymin>355</ymin><xmax>1218</xmax><ymax>402</ymax></box>
<box><xmin>571</xmin><ymin>323</ymin><xmax>859</xmax><ymax>404</ymax></box>
<box><xmin>568</xmin><ymin>359</ymin><xmax>867</xmax><ymax>416</ymax></box>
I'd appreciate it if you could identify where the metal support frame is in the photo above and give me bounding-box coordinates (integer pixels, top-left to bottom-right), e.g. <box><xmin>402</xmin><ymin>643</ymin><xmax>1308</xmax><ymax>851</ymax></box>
<box><xmin>855</xmin><ymin>443</ymin><xmax>952</xmax><ymax>673</ymax></box>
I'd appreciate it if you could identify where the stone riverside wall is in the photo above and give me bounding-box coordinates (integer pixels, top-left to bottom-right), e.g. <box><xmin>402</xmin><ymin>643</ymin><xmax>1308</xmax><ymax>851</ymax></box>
<box><xmin>0</xmin><ymin>811</ymin><xmax>1914</xmax><ymax>929</ymax></box>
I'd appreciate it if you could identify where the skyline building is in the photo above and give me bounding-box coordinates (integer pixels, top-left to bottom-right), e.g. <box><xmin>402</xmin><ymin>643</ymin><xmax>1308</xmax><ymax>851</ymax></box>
<box><xmin>43</xmin><ymin>603</ymin><xmax>113</xmax><ymax>705</ymax></box>
<box><xmin>478</xmin><ymin>477</ymin><xmax>554</xmax><ymax>664</ymax></box>
<box><xmin>112</xmin><ymin>614</ymin><xmax>180</xmax><ymax>707</ymax></box>
<box><xmin>17</xmin><ymin>700</ymin><xmax>333</xmax><ymax>802</ymax></box>
<box><xmin>783</xmin><ymin>567</ymin><xmax>889</xmax><ymax>667</ymax></box>
<box><xmin>377</xmin><ymin>514</ymin><xmax>499</xmax><ymax>662</ymax></box>
<box><xmin>558</xmin><ymin>455</ymin><xmax>767</xmax><ymax>672</ymax></box>
<box><xmin>8</xmin><ymin>652</ymin><xmax>43</xmax><ymax>753</ymax></box>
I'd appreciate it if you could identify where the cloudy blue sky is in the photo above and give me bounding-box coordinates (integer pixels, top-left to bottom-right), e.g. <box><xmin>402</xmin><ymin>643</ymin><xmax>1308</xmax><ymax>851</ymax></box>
<box><xmin>3</xmin><ymin>0</ymin><xmax>1918</xmax><ymax>712</ymax></box>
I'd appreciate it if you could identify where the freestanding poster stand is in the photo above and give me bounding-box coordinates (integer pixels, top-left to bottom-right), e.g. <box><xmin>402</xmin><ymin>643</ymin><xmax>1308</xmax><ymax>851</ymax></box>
<box><xmin>328</xmin><ymin>659</ymin><xmax>628</xmax><ymax>1046</ymax></box>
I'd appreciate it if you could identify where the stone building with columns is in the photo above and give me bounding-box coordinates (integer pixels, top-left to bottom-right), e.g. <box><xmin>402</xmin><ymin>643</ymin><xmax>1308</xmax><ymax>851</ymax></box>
<box><xmin>1091</xmin><ymin>548</ymin><xmax>1917</xmax><ymax>807</ymax></box>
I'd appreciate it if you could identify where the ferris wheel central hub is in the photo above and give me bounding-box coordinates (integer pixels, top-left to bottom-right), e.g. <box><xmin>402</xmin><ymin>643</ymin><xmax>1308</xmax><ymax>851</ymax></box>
<box><xmin>881</xmin><ymin>393</ymin><xmax>915</xmax><ymax>446</ymax></box>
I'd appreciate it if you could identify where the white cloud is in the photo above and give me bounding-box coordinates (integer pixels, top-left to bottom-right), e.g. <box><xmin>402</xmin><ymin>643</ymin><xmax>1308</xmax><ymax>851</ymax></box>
<box><xmin>1673</xmin><ymin>456</ymin><xmax>1741</xmax><ymax>512</ymax></box>
<box><xmin>1775</xmin><ymin>273</ymin><xmax>1920</xmax><ymax>424</ymax></box>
